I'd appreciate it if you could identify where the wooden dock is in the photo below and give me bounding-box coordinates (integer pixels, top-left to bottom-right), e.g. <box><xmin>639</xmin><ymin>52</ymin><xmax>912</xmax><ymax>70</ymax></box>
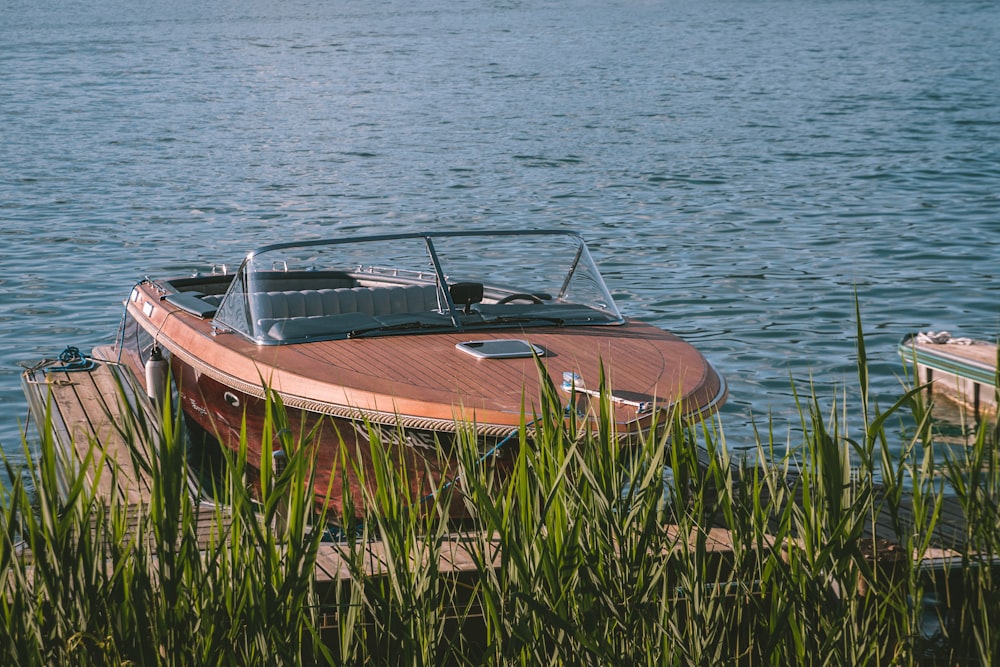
<box><xmin>17</xmin><ymin>350</ymin><xmax>988</xmax><ymax>637</ymax></box>
<box><xmin>21</xmin><ymin>350</ymin><xmax>156</xmax><ymax>505</ymax></box>
<box><xmin>19</xmin><ymin>353</ymin><xmax>498</xmax><ymax>590</ymax></box>
<box><xmin>900</xmin><ymin>332</ymin><xmax>999</xmax><ymax>422</ymax></box>
<box><xmin>21</xmin><ymin>353</ymin><xmax>979</xmax><ymax>558</ymax></box>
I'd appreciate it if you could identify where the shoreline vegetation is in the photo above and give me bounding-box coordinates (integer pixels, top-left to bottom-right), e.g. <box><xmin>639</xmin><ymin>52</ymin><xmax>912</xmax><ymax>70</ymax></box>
<box><xmin>3</xmin><ymin>326</ymin><xmax>1000</xmax><ymax>666</ymax></box>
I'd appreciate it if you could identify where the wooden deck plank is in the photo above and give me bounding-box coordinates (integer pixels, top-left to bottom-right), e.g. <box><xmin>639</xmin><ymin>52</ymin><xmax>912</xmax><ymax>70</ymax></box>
<box><xmin>67</xmin><ymin>367</ymin><xmax>137</xmax><ymax>504</ymax></box>
<box><xmin>870</xmin><ymin>491</ymin><xmax>971</xmax><ymax>552</ymax></box>
<box><xmin>439</xmin><ymin>532</ymin><xmax>501</xmax><ymax>573</ymax></box>
<box><xmin>46</xmin><ymin>363</ymin><xmax>151</xmax><ymax>505</ymax></box>
<box><xmin>25</xmin><ymin>365</ymin><xmax>123</xmax><ymax>503</ymax></box>
<box><xmin>313</xmin><ymin>544</ymin><xmax>352</xmax><ymax>583</ymax></box>
<box><xmin>88</xmin><ymin>362</ymin><xmax>159</xmax><ymax>500</ymax></box>
<box><xmin>909</xmin><ymin>338</ymin><xmax>998</xmax><ymax>372</ymax></box>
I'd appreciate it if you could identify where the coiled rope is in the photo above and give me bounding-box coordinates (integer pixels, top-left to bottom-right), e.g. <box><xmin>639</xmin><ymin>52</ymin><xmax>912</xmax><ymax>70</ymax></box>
<box><xmin>48</xmin><ymin>346</ymin><xmax>98</xmax><ymax>373</ymax></box>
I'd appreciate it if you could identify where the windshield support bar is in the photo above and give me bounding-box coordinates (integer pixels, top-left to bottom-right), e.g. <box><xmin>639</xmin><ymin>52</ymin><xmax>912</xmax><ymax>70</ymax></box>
<box><xmin>422</xmin><ymin>236</ymin><xmax>462</xmax><ymax>327</ymax></box>
<box><xmin>557</xmin><ymin>244</ymin><xmax>585</xmax><ymax>300</ymax></box>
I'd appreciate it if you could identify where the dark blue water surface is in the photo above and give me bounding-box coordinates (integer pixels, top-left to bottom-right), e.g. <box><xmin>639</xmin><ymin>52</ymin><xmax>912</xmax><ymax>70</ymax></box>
<box><xmin>2</xmin><ymin>0</ymin><xmax>999</xmax><ymax>488</ymax></box>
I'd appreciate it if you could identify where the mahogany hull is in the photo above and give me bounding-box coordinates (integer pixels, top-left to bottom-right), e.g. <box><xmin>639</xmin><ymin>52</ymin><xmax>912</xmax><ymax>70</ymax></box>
<box><xmin>119</xmin><ymin>277</ymin><xmax>727</xmax><ymax>522</ymax></box>
<box><xmin>172</xmin><ymin>358</ymin><xmax>509</xmax><ymax>519</ymax></box>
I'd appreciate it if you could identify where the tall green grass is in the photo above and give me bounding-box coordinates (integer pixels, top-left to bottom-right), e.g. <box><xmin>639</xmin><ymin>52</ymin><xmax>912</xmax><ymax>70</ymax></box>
<box><xmin>2</xmin><ymin>387</ymin><xmax>333</xmax><ymax>666</ymax></box>
<box><xmin>2</xmin><ymin>326</ymin><xmax>998</xmax><ymax>665</ymax></box>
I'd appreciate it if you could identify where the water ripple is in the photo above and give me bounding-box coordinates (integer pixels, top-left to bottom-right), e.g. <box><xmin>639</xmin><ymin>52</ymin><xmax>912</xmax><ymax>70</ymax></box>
<box><xmin>2</xmin><ymin>0</ymin><xmax>999</xmax><ymax>482</ymax></box>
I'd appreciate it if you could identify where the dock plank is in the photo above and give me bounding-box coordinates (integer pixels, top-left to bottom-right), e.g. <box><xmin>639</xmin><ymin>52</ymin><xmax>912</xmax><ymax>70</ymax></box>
<box><xmin>86</xmin><ymin>359</ymin><xmax>160</xmax><ymax>500</ymax></box>
<box><xmin>61</xmin><ymin>368</ymin><xmax>135</xmax><ymax>504</ymax></box>
<box><xmin>313</xmin><ymin>544</ymin><xmax>351</xmax><ymax>583</ymax></box>
<box><xmin>22</xmin><ymin>360</ymin><xmax>154</xmax><ymax>505</ymax></box>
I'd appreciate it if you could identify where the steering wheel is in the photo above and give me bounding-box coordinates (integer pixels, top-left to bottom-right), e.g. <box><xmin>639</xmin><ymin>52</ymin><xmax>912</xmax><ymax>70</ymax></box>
<box><xmin>496</xmin><ymin>293</ymin><xmax>544</xmax><ymax>305</ymax></box>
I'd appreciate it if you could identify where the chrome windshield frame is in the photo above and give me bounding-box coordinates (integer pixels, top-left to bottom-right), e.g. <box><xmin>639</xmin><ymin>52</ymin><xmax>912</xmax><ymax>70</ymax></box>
<box><xmin>212</xmin><ymin>230</ymin><xmax>624</xmax><ymax>345</ymax></box>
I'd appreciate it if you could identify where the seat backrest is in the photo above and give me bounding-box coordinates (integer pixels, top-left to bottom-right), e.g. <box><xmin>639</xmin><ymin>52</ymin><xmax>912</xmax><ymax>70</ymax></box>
<box><xmin>255</xmin><ymin>284</ymin><xmax>440</xmax><ymax>320</ymax></box>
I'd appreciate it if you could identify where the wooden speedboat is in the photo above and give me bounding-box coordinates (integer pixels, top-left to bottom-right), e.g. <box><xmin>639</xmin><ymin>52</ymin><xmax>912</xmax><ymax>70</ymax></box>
<box><xmin>108</xmin><ymin>230</ymin><xmax>727</xmax><ymax>519</ymax></box>
<box><xmin>899</xmin><ymin>332</ymin><xmax>998</xmax><ymax>422</ymax></box>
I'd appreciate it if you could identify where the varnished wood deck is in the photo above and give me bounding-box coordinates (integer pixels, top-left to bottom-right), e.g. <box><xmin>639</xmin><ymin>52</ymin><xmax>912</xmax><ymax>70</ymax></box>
<box><xmin>126</xmin><ymin>278</ymin><xmax>725</xmax><ymax>434</ymax></box>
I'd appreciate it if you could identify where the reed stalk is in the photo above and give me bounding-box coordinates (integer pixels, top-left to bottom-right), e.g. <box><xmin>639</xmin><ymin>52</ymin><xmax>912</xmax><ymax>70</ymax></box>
<box><xmin>2</xmin><ymin>318</ymin><xmax>998</xmax><ymax>665</ymax></box>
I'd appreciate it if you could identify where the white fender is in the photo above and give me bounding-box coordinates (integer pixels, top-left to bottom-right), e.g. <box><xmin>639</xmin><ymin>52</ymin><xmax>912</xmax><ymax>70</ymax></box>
<box><xmin>145</xmin><ymin>346</ymin><xmax>168</xmax><ymax>407</ymax></box>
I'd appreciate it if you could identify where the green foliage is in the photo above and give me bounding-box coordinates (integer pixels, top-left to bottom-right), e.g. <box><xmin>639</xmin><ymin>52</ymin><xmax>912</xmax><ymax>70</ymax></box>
<box><xmin>2</xmin><ymin>319</ymin><xmax>999</xmax><ymax>665</ymax></box>
<box><xmin>1</xmin><ymin>383</ymin><xmax>333</xmax><ymax>666</ymax></box>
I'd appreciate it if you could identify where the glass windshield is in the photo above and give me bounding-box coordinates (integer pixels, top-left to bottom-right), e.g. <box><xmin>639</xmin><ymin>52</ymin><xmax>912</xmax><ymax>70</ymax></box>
<box><xmin>212</xmin><ymin>231</ymin><xmax>623</xmax><ymax>344</ymax></box>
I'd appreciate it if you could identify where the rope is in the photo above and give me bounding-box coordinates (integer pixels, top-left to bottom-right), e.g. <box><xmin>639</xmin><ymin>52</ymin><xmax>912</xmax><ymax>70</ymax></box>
<box><xmin>916</xmin><ymin>330</ymin><xmax>980</xmax><ymax>346</ymax></box>
<box><xmin>115</xmin><ymin>280</ymin><xmax>145</xmax><ymax>365</ymax></box>
<box><xmin>47</xmin><ymin>346</ymin><xmax>98</xmax><ymax>373</ymax></box>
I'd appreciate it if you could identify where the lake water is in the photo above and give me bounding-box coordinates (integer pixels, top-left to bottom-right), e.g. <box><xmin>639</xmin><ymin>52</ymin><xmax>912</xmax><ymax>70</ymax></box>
<box><xmin>2</xmin><ymin>0</ymin><xmax>999</xmax><ymax>492</ymax></box>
